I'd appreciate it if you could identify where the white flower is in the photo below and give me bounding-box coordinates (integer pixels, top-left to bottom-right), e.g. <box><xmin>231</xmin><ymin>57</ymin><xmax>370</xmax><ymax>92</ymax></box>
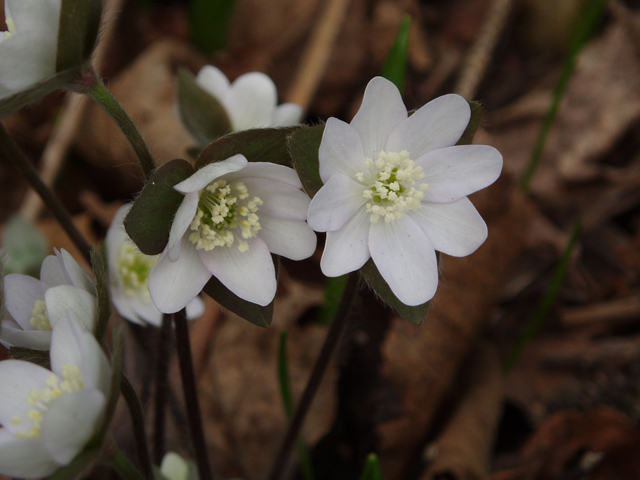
<box><xmin>106</xmin><ymin>204</ymin><xmax>205</xmax><ymax>326</ymax></box>
<box><xmin>195</xmin><ymin>65</ymin><xmax>303</xmax><ymax>131</ymax></box>
<box><xmin>0</xmin><ymin>0</ymin><xmax>61</xmax><ymax>98</ymax></box>
<box><xmin>160</xmin><ymin>452</ymin><xmax>190</xmax><ymax>480</ymax></box>
<box><xmin>148</xmin><ymin>155</ymin><xmax>317</xmax><ymax>312</ymax></box>
<box><xmin>1</xmin><ymin>249</ymin><xmax>96</xmax><ymax>350</ymax></box>
<box><xmin>307</xmin><ymin>77</ymin><xmax>503</xmax><ymax>306</ymax></box>
<box><xmin>0</xmin><ymin>317</ymin><xmax>111</xmax><ymax>478</ymax></box>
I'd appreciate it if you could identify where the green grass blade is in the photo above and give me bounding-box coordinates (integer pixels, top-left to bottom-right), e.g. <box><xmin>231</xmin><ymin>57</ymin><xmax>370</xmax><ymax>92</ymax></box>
<box><xmin>381</xmin><ymin>15</ymin><xmax>411</xmax><ymax>95</ymax></box>
<box><xmin>189</xmin><ymin>0</ymin><xmax>236</xmax><ymax>55</ymax></box>
<box><xmin>359</xmin><ymin>453</ymin><xmax>383</xmax><ymax>480</ymax></box>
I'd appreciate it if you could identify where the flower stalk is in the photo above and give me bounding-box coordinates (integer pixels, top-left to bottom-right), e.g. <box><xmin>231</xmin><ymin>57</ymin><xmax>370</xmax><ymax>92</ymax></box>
<box><xmin>120</xmin><ymin>375</ymin><xmax>154</xmax><ymax>480</ymax></box>
<box><xmin>153</xmin><ymin>314</ymin><xmax>174</xmax><ymax>464</ymax></box>
<box><xmin>106</xmin><ymin>441</ymin><xmax>146</xmax><ymax>480</ymax></box>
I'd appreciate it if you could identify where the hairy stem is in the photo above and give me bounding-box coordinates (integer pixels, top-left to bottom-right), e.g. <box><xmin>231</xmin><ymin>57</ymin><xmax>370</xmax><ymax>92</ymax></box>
<box><xmin>153</xmin><ymin>314</ymin><xmax>173</xmax><ymax>464</ymax></box>
<box><xmin>121</xmin><ymin>375</ymin><xmax>154</xmax><ymax>480</ymax></box>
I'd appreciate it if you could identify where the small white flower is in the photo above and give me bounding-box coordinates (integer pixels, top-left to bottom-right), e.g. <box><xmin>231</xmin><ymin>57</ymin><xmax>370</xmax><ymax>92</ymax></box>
<box><xmin>0</xmin><ymin>0</ymin><xmax>61</xmax><ymax>98</ymax></box>
<box><xmin>307</xmin><ymin>77</ymin><xmax>503</xmax><ymax>306</ymax></box>
<box><xmin>106</xmin><ymin>204</ymin><xmax>205</xmax><ymax>326</ymax></box>
<box><xmin>195</xmin><ymin>65</ymin><xmax>303</xmax><ymax>131</ymax></box>
<box><xmin>0</xmin><ymin>317</ymin><xmax>111</xmax><ymax>478</ymax></box>
<box><xmin>148</xmin><ymin>155</ymin><xmax>317</xmax><ymax>313</ymax></box>
<box><xmin>160</xmin><ymin>452</ymin><xmax>190</xmax><ymax>480</ymax></box>
<box><xmin>1</xmin><ymin>249</ymin><xmax>96</xmax><ymax>350</ymax></box>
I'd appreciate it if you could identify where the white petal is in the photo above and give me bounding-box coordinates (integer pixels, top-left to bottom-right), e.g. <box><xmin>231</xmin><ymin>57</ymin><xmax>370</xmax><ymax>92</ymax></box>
<box><xmin>198</xmin><ymin>236</ymin><xmax>276</xmax><ymax>306</ymax></box>
<box><xmin>105</xmin><ymin>204</ymin><xmax>132</xmax><ymax>264</ymax></box>
<box><xmin>110</xmin><ymin>289</ymin><xmax>146</xmax><ymax>326</ymax></box>
<box><xmin>318</xmin><ymin>118</ymin><xmax>367</xmax><ymax>183</ymax></box>
<box><xmin>410</xmin><ymin>197</ymin><xmax>487</xmax><ymax>257</ymax></box>
<box><xmin>226</xmin><ymin>72</ymin><xmax>277</xmax><ymax>130</ymax></box>
<box><xmin>0</xmin><ymin>360</ymin><xmax>52</xmax><ymax>433</ymax></box>
<box><xmin>307</xmin><ymin>173</ymin><xmax>366</xmax><ymax>232</ymax></box>
<box><xmin>272</xmin><ymin>103</ymin><xmax>303</xmax><ymax>126</ymax></box>
<box><xmin>42</xmin><ymin>390</ymin><xmax>106</xmax><ymax>465</ymax></box>
<box><xmin>174</xmin><ymin>154</ymin><xmax>248</xmax><ymax>193</ymax></box>
<box><xmin>222</xmin><ymin>162</ymin><xmax>302</xmax><ymax>188</ymax></box>
<box><xmin>45</xmin><ymin>285</ymin><xmax>97</xmax><ymax>332</ymax></box>
<box><xmin>258</xmin><ymin>215</ymin><xmax>317</xmax><ymax>260</ymax></box>
<box><xmin>350</xmin><ymin>77</ymin><xmax>407</xmax><ymax>161</ymax></box>
<box><xmin>369</xmin><ymin>217</ymin><xmax>438</xmax><ymax>306</ymax></box>
<box><xmin>320</xmin><ymin>206</ymin><xmax>371</xmax><ymax>277</ymax></box>
<box><xmin>196</xmin><ymin>65</ymin><xmax>230</xmax><ymax>102</ymax></box>
<box><xmin>40</xmin><ymin>253</ymin><xmax>67</xmax><ymax>287</ymax></box>
<box><xmin>387</xmin><ymin>94</ymin><xmax>470</xmax><ymax>158</ymax></box>
<box><xmin>3</xmin><ymin>273</ymin><xmax>48</xmax><ymax>330</ymax></box>
<box><xmin>0</xmin><ymin>428</ymin><xmax>57</xmax><ymax>478</ymax></box>
<box><xmin>58</xmin><ymin>249</ymin><xmax>94</xmax><ymax>293</ymax></box>
<box><xmin>241</xmin><ymin>178</ymin><xmax>311</xmax><ymax>221</ymax></box>
<box><xmin>149</xmin><ymin>238</ymin><xmax>212</xmax><ymax>314</ymax></box>
<box><xmin>185</xmin><ymin>296</ymin><xmax>205</xmax><ymax>320</ymax></box>
<box><xmin>418</xmin><ymin>145</ymin><xmax>503</xmax><ymax>203</ymax></box>
<box><xmin>7</xmin><ymin>0</ymin><xmax>60</xmax><ymax>35</ymax></box>
<box><xmin>130</xmin><ymin>298</ymin><xmax>163</xmax><ymax>327</ymax></box>
<box><xmin>0</xmin><ymin>31</ymin><xmax>56</xmax><ymax>91</ymax></box>
<box><xmin>167</xmin><ymin>192</ymin><xmax>199</xmax><ymax>262</ymax></box>
<box><xmin>0</xmin><ymin>324</ymin><xmax>52</xmax><ymax>350</ymax></box>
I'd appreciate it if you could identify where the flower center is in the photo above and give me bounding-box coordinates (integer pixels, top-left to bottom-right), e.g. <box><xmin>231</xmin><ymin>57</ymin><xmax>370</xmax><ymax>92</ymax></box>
<box><xmin>29</xmin><ymin>300</ymin><xmax>51</xmax><ymax>331</ymax></box>
<box><xmin>188</xmin><ymin>180</ymin><xmax>262</xmax><ymax>253</ymax></box>
<box><xmin>116</xmin><ymin>242</ymin><xmax>158</xmax><ymax>302</ymax></box>
<box><xmin>11</xmin><ymin>365</ymin><xmax>84</xmax><ymax>439</ymax></box>
<box><xmin>355</xmin><ymin>150</ymin><xmax>428</xmax><ymax>223</ymax></box>
<box><xmin>2</xmin><ymin>16</ymin><xmax>16</xmax><ymax>39</ymax></box>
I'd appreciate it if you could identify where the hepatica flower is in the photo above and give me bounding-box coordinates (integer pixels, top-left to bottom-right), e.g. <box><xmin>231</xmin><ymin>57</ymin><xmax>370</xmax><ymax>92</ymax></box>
<box><xmin>195</xmin><ymin>65</ymin><xmax>303</xmax><ymax>131</ymax></box>
<box><xmin>0</xmin><ymin>317</ymin><xmax>111</xmax><ymax>478</ymax></box>
<box><xmin>307</xmin><ymin>77</ymin><xmax>503</xmax><ymax>306</ymax></box>
<box><xmin>106</xmin><ymin>204</ymin><xmax>204</xmax><ymax>326</ymax></box>
<box><xmin>148</xmin><ymin>155</ymin><xmax>317</xmax><ymax>313</ymax></box>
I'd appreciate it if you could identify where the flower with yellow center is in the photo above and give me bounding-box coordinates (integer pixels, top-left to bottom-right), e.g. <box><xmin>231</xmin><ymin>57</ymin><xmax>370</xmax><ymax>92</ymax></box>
<box><xmin>307</xmin><ymin>77</ymin><xmax>503</xmax><ymax>306</ymax></box>
<box><xmin>147</xmin><ymin>154</ymin><xmax>317</xmax><ymax>313</ymax></box>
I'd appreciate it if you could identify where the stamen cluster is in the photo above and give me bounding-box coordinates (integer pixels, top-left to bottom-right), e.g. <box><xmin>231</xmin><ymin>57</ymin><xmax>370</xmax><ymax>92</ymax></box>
<box><xmin>29</xmin><ymin>300</ymin><xmax>51</xmax><ymax>331</ymax></box>
<box><xmin>116</xmin><ymin>242</ymin><xmax>158</xmax><ymax>301</ymax></box>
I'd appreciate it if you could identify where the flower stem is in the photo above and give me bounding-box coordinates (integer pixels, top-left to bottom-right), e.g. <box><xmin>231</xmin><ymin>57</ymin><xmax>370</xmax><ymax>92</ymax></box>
<box><xmin>107</xmin><ymin>443</ymin><xmax>146</xmax><ymax>480</ymax></box>
<box><xmin>0</xmin><ymin>122</ymin><xmax>92</xmax><ymax>264</ymax></box>
<box><xmin>87</xmin><ymin>77</ymin><xmax>156</xmax><ymax>179</ymax></box>
<box><xmin>153</xmin><ymin>314</ymin><xmax>173</xmax><ymax>464</ymax></box>
<box><xmin>120</xmin><ymin>375</ymin><xmax>154</xmax><ymax>480</ymax></box>
<box><xmin>266</xmin><ymin>271</ymin><xmax>360</xmax><ymax>480</ymax></box>
<box><xmin>174</xmin><ymin>309</ymin><xmax>213</xmax><ymax>480</ymax></box>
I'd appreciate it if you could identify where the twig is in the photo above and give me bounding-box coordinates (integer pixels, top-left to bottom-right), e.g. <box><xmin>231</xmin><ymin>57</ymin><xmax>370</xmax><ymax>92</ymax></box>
<box><xmin>454</xmin><ymin>0</ymin><xmax>514</xmax><ymax>100</ymax></box>
<box><xmin>285</xmin><ymin>0</ymin><xmax>352</xmax><ymax>112</ymax></box>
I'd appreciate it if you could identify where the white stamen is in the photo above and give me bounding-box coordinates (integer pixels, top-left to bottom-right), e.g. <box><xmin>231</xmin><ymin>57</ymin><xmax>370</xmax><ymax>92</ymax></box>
<box><xmin>116</xmin><ymin>242</ymin><xmax>158</xmax><ymax>302</ymax></box>
<box><xmin>29</xmin><ymin>300</ymin><xmax>51</xmax><ymax>331</ymax></box>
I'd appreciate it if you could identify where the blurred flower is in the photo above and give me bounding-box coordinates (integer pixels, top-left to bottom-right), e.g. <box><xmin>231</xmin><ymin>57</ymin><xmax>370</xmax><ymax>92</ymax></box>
<box><xmin>307</xmin><ymin>77</ymin><xmax>503</xmax><ymax>306</ymax></box>
<box><xmin>1</xmin><ymin>249</ymin><xmax>96</xmax><ymax>350</ymax></box>
<box><xmin>195</xmin><ymin>65</ymin><xmax>303</xmax><ymax>131</ymax></box>
<box><xmin>0</xmin><ymin>317</ymin><xmax>111</xmax><ymax>478</ymax></box>
<box><xmin>148</xmin><ymin>155</ymin><xmax>317</xmax><ymax>312</ymax></box>
<box><xmin>106</xmin><ymin>204</ymin><xmax>204</xmax><ymax>326</ymax></box>
<box><xmin>160</xmin><ymin>452</ymin><xmax>190</xmax><ymax>480</ymax></box>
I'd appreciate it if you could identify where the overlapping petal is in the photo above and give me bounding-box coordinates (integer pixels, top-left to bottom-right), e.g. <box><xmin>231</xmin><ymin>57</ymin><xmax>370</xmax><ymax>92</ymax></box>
<box><xmin>241</xmin><ymin>178</ymin><xmax>311</xmax><ymax>221</ymax></box>
<box><xmin>3</xmin><ymin>274</ymin><xmax>48</xmax><ymax>330</ymax></box>
<box><xmin>174</xmin><ymin>154</ymin><xmax>247</xmax><ymax>193</ymax></box>
<box><xmin>0</xmin><ymin>429</ymin><xmax>58</xmax><ymax>478</ymax></box>
<box><xmin>307</xmin><ymin>174</ymin><xmax>366</xmax><ymax>232</ymax></box>
<box><xmin>318</xmin><ymin>118</ymin><xmax>367</xmax><ymax>183</ymax></box>
<box><xmin>226</xmin><ymin>72</ymin><xmax>278</xmax><ymax>130</ymax></box>
<box><xmin>257</xmin><ymin>214</ymin><xmax>317</xmax><ymax>260</ymax></box>
<box><xmin>321</xmin><ymin>207</ymin><xmax>371</xmax><ymax>277</ymax></box>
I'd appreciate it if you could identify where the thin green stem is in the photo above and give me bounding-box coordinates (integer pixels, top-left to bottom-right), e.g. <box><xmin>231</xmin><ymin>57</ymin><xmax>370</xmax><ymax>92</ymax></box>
<box><xmin>153</xmin><ymin>314</ymin><xmax>173</xmax><ymax>464</ymax></box>
<box><xmin>0</xmin><ymin>122</ymin><xmax>92</xmax><ymax>264</ymax></box>
<box><xmin>174</xmin><ymin>309</ymin><xmax>213</xmax><ymax>480</ymax></box>
<box><xmin>87</xmin><ymin>77</ymin><xmax>156</xmax><ymax>178</ymax></box>
<box><xmin>120</xmin><ymin>375</ymin><xmax>154</xmax><ymax>480</ymax></box>
<box><xmin>107</xmin><ymin>444</ymin><xmax>146</xmax><ymax>480</ymax></box>
<box><xmin>266</xmin><ymin>271</ymin><xmax>360</xmax><ymax>480</ymax></box>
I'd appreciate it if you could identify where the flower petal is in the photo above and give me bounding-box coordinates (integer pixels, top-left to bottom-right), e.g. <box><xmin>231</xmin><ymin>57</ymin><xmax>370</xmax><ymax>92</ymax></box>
<box><xmin>42</xmin><ymin>389</ymin><xmax>106</xmax><ymax>465</ymax></box>
<box><xmin>149</xmin><ymin>238</ymin><xmax>212</xmax><ymax>314</ymax></box>
<box><xmin>168</xmin><ymin>192</ymin><xmax>199</xmax><ymax>262</ymax></box>
<box><xmin>7</xmin><ymin>0</ymin><xmax>60</xmax><ymax>35</ymax></box>
<box><xmin>58</xmin><ymin>249</ymin><xmax>94</xmax><ymax>293</ymax></box>
<box><xmin>110</xmin><ymin>289</ymin><xmax>146</xmax><ymax>326</ymax></box>
<box><xmin>0</xmin><ymin>428</ymin><xmax>57</xmax><ymax>478</ymax></box>
<box><xmin>0</xmin><ymin>323</ymin><xmax>52</xmax><ymax>350</ymax></box>
<box><xmin>0</xmin><ymin>31</ymin><xmax>56</xmax><ymax>91</ymax></box>
<box><xmin>3</xmin><ymin>273</ymin><xmax>48</xmax><ymax>330</ymax></box>
<box><xmin>272</xmin><ymin>103</ymin><xmax>303</xmax><ymax>126</ymax></box>
<box><xmin>226</xmin><ymin>72</ymin><xmax>277</xmax><ymax>130</ymax></box>
<box><xmin>174</xmin><ymin>154</ymin><xmax>248</xmax><ymax>194</ymax></box>
<box><xmin>186</xmin><ymin>296</ymin><xmax>205</xmax><ymax>320</ymax></box>
<box><xmin>321</xmin><ymin>206</ymin><xmax>371</xmax><ymax>277</ymax></box>
<box><xmin>307</xmin><ymin>173</ymin><xmax>365</xmax><ymax>232</ymax></box>
<box><xmin>369</xmin><ymin>216</ymin><xmax>438</xmax><ymax>306</ymax></box>
<box><xmin>241</xmin><ymin>177</ymin><xmax>311</xmax><ymax>221</ymax></box>
<box><xmin>417</xmin><ymin>145</ymin><xmax>503</xmax><ymax>203</ymax></box>
<box><xmin>45</xmin><ymin>285</ymin><xmax>97</xmax><ymax>332</ymax></box>
<box><xmin>386</xmin><ymin>94</ymin><xmax>470</xmax><ymax>158</ymax></box>
<box><xmin>258</xmin><ymin>214</ymin><xmax>317</xmax><ymax>260</ymax></box>
<box><xmin>410</xmin><ymin>197</ymin><xmax>487</xmax><ymax>257</ymax></box>
<box><xmin>198</xmin><ymin>236</ymin><xmax>276</xmax><ymax>306</ymax></box>
<box><xmin>222</xmin><ymin>162</ymin><xmax>302</xmax><ymax>188</ymax></box>
<box><xmin>196</xmin><ymin>65</ymin><xmax>230</xmax><ymax>102</ymax></box>
<box><xmin>350</xmin><ymin>77</ymin><xmax>407</xmax><ymax>161</ymax></box>
<box><xmin>318</xmin><ymin>118</ymin><xmax>367</xmax><ymax>183</ymax></box>
<box><xmin>105</xmin><ymin>204</ymin><xmax>132</xmax><ymax>264</ymax></box>
<box><xmin>40</xmin><ymin>254</ymin><xmax>67</xmax><ymax>287</ymax></box>
<box><xmin>129</xmin><ymin>298</ymin><xmax>163</xmax><ymax>327</ymax></box>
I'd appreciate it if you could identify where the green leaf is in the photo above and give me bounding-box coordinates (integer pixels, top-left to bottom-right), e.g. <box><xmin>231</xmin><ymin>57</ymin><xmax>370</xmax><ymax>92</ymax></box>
<box><xmin>456</xmin><ymin>101</ymin><xmax>482</xmax><ymax>146</ymax></box>
<box><xmin>177</xmin><ymin>68</ymin><xmax>232</xmax><ymax>146</ymax></box>
<box><xmin>195</xmin><ymin>127</ymin><xmax>301</xmax><ymax>170</ymax></box>
<box><xmin>9</xmin><ymin>346</ymin><xmax>50</xmax><ymax>368</ymax></box>
<box><xmin>381</xmin><ymin>15</ymin><xmax>411</xmax><ymax>95</ymax></box>
<box><xmin>278</xmin><ymin>331</ymin><xmax>294</xmax><ymax>417</ymax></box>
<box><xmin>1</xmin><ymin>215</ymin><xmax>48</xmax><ymax>276</ymax></box>
<box><xmin>289</xmin><ymin>125</ymin><xmax>325</xmax><ymax>198</ymax></box>
<box><xmin>202</xmin><ymin>256</ymin><xmax>279</xmax><ymax>327</ymax></box>
<box><xmin>189</xmin><ymin>0</ymin><xmax>236</xmax><ymax>54</ymax></box>
<box><xmin>124</xmin><ymin>159</ymin><xmax>195</xmax><ymax>255</ymax></box>
<box><xmin>359</xmin><ymin>453</ymin><xmax>383</xmax><ymax>480</ymax></box>
<box><xmin>0</xmin><ymin>67</ymin><xmax>81</xmax><ymax>118</ymax></box>
<box><xmin>359</xmin><ymin>259</ymin><xmax>430</xmax><ymax>324</ymax></box>
<box><xmin>56</xmin><ymin>0</ymin><xmax>103</xmax><ymax>72</ymax></box>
